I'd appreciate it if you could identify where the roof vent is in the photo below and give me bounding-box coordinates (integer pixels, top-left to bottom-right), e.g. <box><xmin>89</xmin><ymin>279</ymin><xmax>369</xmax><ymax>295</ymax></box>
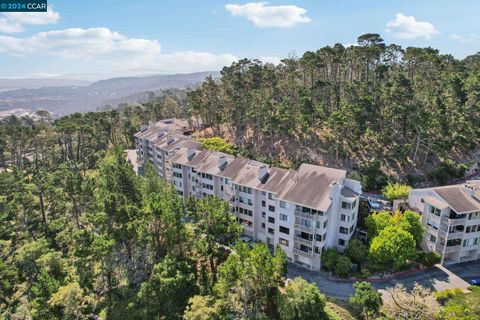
<box><xmin>140</xmin><ymin>124</ymin><xmax>148</xmax><ymax>132</ymax></box>
<box><xmin>167</xmin><ymin>134</ymin><xmax>174</xmax><ymax>145</ymax></box>
<box><xmin>258</xmin><ymin>166</ymin><xmax>269</xmax><ymax>182</ymax></box>
<box><xmin>218</xmin><ymin>156</ymin><xmax>228</xmax><ymax>171</ymax></box>
<box><xmin>157</xmin><ymin>132</ymin><xmax>165</xmax><ymax>139</ymax></box>
<box><xmin>187</xmin><ymin>148</ymin><xmax>196</xmax><ymax>160</ymax></box>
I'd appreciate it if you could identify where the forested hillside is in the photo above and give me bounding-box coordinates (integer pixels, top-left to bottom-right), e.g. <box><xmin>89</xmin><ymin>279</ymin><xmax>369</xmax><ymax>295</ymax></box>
<box><xmin>187</xmin><ymin>34</ymin><xmax>480</xmax><ymax>189</ymax></box>
<box><xmin>1</xmin><ymin>108</ymin><xmax>338</xmax><ymax>319</ymax></box>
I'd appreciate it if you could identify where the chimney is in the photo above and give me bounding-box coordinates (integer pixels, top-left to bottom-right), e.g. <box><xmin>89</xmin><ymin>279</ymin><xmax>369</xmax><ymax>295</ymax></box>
<box><xmin>187</xmin><ymin>148</ymin><xmax>196</xmax><ymax>160</ymax></box>
<box><xmin>258</xmin><ymin>166</ymin><xmax>269</xmax><ymax>181</ymax></box>
<box><xmin>218</xmin><ymin>156</ymin><xmax>228</xmax><ymax>171</ymax></box>
<box><xmin>329</xmin><ymin>181</ymin><xmax>338</xmax><ymax>199</ymax></box>
<box><xmin>167</xmin><ymin>134</ymin><xmax>174</xmax><ymax>145</ymax></box>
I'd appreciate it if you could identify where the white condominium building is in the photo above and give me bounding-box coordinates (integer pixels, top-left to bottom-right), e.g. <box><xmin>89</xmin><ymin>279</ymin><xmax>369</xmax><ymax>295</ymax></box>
<box><xmin>408</xmin><ymin>181</ymin><xmax>480</xmax><ymax>265</ymax></box>
<box><xmin>134</xmin><ymin>118</ymin><xmax>362</xmax><ymax>270</ymax></box>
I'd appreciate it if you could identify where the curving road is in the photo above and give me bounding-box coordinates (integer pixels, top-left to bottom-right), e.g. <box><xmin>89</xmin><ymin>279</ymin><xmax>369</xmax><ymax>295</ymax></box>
<box><xmin>287</xmin><ymin>260</ymin><xmax>480</xmax><ymax>301</ymax></box>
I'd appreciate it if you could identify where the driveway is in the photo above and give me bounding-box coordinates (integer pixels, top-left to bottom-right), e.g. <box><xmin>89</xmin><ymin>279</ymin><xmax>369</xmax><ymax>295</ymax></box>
<box><xmin>287</xmin><ymin>260</ymin><xmax>480</xmax><ymax>301</ymax></box>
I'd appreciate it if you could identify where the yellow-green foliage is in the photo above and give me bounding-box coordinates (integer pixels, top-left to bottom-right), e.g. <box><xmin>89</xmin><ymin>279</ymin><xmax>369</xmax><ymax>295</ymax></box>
<box><xmin>382</xmin><ymin>182</ymin><xmax>412</xmax><ymax>202</ymax></box>
<box><xmin>198</xmin><ymin>137</ymin><xmax>235</xmax><ymax>155</ymax></box>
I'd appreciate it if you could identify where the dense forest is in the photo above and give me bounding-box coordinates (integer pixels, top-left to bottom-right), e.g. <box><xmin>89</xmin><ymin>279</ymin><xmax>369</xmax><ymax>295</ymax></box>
<box><xmin>187</xmin><ymin>34</ymin><xmax>480</xmax><ymax>189</ymax></box>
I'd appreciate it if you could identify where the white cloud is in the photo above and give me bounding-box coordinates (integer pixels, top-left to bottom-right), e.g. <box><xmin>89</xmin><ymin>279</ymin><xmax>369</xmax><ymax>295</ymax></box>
<box><xmin>260</xmin><ymin>56</ymin><xmax>281</xmax><ymax>64</ymax></box>
<box><xmin>450</xmin><ymin>33</ymin><xmax>479</xmax><ymax>43</ymax></box>
<box><xmin>386</xmin><ymin>13</ymin><xmax>439</xmax><ymax>40</ymax></box>
<box><xmin>0</xmin><ymin>27</ymin><xmax>238</xmax><ymax>72</ymax></box>
<box><xmin>0</xmin><ymin>5</ymin><xmax>59</xmax><ymax>33</ymax></box>
<box><xmin>225</xmin><ymin>2</ymin><xmax>311</xmax><ymax>28</ymax></box>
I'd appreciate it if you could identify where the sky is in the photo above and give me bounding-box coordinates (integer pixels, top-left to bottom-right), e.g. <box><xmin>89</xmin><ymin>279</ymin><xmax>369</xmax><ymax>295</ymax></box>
<box><xmin>0</xmin><ymin>0</ymin><xmax>479</xmax><ymax>78</ymax></box>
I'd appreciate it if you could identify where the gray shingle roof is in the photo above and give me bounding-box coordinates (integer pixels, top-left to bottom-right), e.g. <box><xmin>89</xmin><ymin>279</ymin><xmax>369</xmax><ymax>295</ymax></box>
<box><xmin>434</xmin><ymin>186</ymin><xmax>480</xmax><ymax>213</ymax></box>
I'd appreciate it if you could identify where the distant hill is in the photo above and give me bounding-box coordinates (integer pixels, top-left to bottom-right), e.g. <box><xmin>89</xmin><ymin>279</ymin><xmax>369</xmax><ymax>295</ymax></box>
<box><xmin>0</xmin><ymin>71</ymin><xmax>219</xmax><ymax>115</ymax></box>
<box><xmin>0</xmin><ymin>78</ymin><xmax>89</xmax><ymax>92</ymax></box>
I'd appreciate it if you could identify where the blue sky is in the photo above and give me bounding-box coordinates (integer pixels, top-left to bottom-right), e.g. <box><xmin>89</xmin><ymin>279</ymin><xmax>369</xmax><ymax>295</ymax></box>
<box><xmin>0</xmin><ymin>0</ymin><xmax>479</xmax><ymax>78</ymax></box>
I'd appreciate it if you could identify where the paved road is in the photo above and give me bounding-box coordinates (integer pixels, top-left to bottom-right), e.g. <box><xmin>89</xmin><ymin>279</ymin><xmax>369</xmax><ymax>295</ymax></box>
<box><xmin>287</xmin><ymin>260</ymin><xmax>480</xmax><ymax>301</ymax></box>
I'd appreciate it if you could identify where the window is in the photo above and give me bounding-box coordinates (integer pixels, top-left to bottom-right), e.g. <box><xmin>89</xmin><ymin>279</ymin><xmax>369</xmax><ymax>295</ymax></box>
<box><xmin>427</xmin><ymin>218</ymin><xmax>439</xmax><ymax>230</ymax></box>
<box><xmin>315</xmin><ymin>234</ymin><xmax>322</xmax><ymax>241</ymax></box>
<box><xmin>469</xmin><ymin>212</ymin><xmax>480</xmax><ymax>220</ymax></box>
<box><xmin>221</xmin><ymin>186</ymin><xmax>224</xmax><ymax>192</ymax></box>
<box><xmin>268</xmin><ymin>193</ymin><xmax>275</xmax><ymax>200</ymax></box>
<box><xmin>342</xmin><ymin>201</ymin><xmax>352</xmax><ymax>209</ymax></box>
<box><xmin>430</xmin><ymin>205</ymin><xmax>441</xmax><ymax>216</ymax></box>
<box><xmin>341</xmin><ymin>214</ymin><xmax>346</xmax><ymax>221</ymax></box>
<box><xmin>239</xmin><ymin>186</ymin><xmax>252</xmax><ymax>194</ymax></box>
<box><xmin>261</xmin><ymin>200</ymin><xmax>266</xmax><ymax>207</ymax></box>
<box><xmin>261</xmin><ymin>191</ymin><xmax>266</xmax><ymax>196</ymax></box>
<box><xmin>268</xmin><ymin>217</ymin><xmax>275</xmax><ymax>224</ymax></box>
<box><xmin>324</xmin><ymin>221</ymin><xmax>328</xmax><ymax>229</ymax></box>
<box><xmin>173</xmin><ymin>163</ymin><xmax>182</xmax><ymax>169</ymax></box>
<box><xmin>201</xmin><ymin>172</ymin><xmax>213</xmax><ymax>180</ymax></box>
<box><xmin>316</xmin><ymin>221</ymin><xmax>321</xmax><ymax>229</ymax></box>
<box><xmin>279</xmin><ymin>226</ymin><xmax>290</xmax><ymax>235</ymax></box>
<box><xmin>430</xmin><ymin>234</ymin><xmax>436</xmax><ymax>243</ymax></box>
<box><xmin>247</xmin><ymin>199</ymin><xmax>253</xmax><ymax>206</ymax></box>
<box><xmin>201</xmin><ymin>183</ymin><xmax>214</xmax><ymax>190</ymax></box>
<box><xmin>315</xmin><ymin>246</ymin><xmax>321</xmax><ymax>254</ymax></box>
<box><xmin>280</xmin><ymin>213</ymin><xmax>288</xmax><ymax>221</ymax></box>
<box><xmin>279</xmin><ymin>238</ymin><xmax>289</xmax><ymax>246</ymax></box>
<box><xmin>173</xmin><ymin>172</ymin><xmax>182</xmax><ymax>178</ymax></box>
<box><xmin>350</xmin><ymin>225</ymin><xmax>354</xmax><ymax>233</ymax></box>
<box><xmin>238</xmin><ymin>207</ymin><xmax>253</xmax><ymax>217</ymax></box>
<box><xmin>268</xmin><ymin>205</ymin><xmax>275</xmax><ymax>212</ymax></box>
<box><xmin>262</xmin><ymin>212</ymin><xmax>266</xmax><ymax>218</ymax></box>
<box><xmin>463</xmin><ymin>238</ymin><xmax>479</xmax><ymax>247</ymax></box>
<box><xmin>268</xmin><ymin>228</ymin><xmax>275</xmax><ymax>235</ymax></box>
<box><xmin>177</xmin><ymin>190</ymin><xmax>183</xmax><ymax>196</ymax></box>
<box><xmin>261</xmin><ymin>223</ymin><xmax>265</xmax><ymax>229</ymax></box>
<box><xmin>339</xmin><ymin>227</ymin><xmax>348</xmax><ymax>234</ymax></box>
<box><xmin>338</xmin><ymin>239</ymin><xmax>346</xmax><ymax>246</ymax></box>
<box><xmin>296</xmin><ymin>218</ymin><xmax>312</xmax><ymax>228</ymax></box>
<box><xmin>280</xmin><ymin>201</ymin><xmax>290</xmax><ymax>209</ymax></box>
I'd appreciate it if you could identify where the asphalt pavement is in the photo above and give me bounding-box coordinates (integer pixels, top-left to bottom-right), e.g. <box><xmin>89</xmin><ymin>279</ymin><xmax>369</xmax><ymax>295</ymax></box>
<box><xmin>287</xmin><ymin>260</ymin><xmax>480</xmax><ymax>301</ymax></box>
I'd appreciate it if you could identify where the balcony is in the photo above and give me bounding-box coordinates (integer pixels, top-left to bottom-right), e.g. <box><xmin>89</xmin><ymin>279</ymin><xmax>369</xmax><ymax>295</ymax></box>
<box><xmin>294</xmin><ymin>236</ymin><xmax>313</xmax><ymax>246</ymax></box>
<box><xmin>443</xmin><ymin>245</ymin><xmax>461</xmax><ymax>254</ymax></box>
<box><xmin>294</xmin><ymin>223</ymin><xmax>314</xmax><ymax>233</ymax></box>
<box><xmin>441</xmin><ymin>215</ymin><xmax>466</xmax><ymax>226</ymax></box>
<box><xmin>294</xmin><ymin>210</ymin><xmax>315</xmax><ymax>220</ymax></box>
<box><xmin>293</xmin><ymin>248</ymin><xmax>313</xmax><ymax>258</ymax></box>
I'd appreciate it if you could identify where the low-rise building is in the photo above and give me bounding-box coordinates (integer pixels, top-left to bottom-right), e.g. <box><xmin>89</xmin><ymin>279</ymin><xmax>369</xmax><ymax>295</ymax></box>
<box><xmin>134</xmin><ymin>119</ymin><xmax>362</xmax><ymax>270</ymax></box>
<box><xmin>408</xmin><ymin>181</ymin><xmax>480</xmax><ymax>264</ymax></box>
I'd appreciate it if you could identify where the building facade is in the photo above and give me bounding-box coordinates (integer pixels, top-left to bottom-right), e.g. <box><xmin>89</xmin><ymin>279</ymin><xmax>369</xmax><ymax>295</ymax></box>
<box><xmin>408</xmin><ymin>181</ymin><xmax>480</xmax><ymax>265</ymax></box>
<box><xmin>134</xmin><ymin>118</ymin><xmax>362</xmax><ymax>270</ymax></box>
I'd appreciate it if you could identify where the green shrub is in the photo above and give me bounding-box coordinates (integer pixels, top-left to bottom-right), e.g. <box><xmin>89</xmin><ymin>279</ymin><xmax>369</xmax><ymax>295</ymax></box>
<box><xmin>360</xmin><ymin>269</ymin><xmax>371</xmax><ymax>279</ymax></box>
<box><xmin>334</xmin><ymin>256</ymin><xmax>352</xmax><ymax>278</ymax></box>
<box><xmin>382</xmin><ymin>182</ymin><xmax>412</xmax><ymax>202</ymax></box>
<box><xmin>322</xmin><ymin>248</ymin><xmax>339</xmax><ymax>271</ymax></box>
<box><xmin>198</xmin><ymin>137</ymin><xmax>235</xmax><ymax>155</ymax></box>
<box><xmin>435</xmin><ymin>288</ymin><xmax>463</xmax><ymax>305</ymax></box>
<box><xmin>418</xmin><ymin>251</ymin><xmax>441</xmax><ymax>268</ymax></box>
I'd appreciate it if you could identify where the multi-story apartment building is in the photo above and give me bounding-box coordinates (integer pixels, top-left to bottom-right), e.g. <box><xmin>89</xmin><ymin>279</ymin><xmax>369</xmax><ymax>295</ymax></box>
<box><xmin>134</xmin><ymin>118</ymin><xmax>362</xmax><ymax>270</ymax></box>
<box><xmin>408</xmin><ymin>181</ymin><xmax>480</xmax><ymax>265</ymax></box>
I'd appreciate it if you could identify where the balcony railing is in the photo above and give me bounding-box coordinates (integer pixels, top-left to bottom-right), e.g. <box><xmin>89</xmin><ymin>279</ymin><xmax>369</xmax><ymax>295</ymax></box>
<box><xmin>441</xmin><ymin>215</ymin><xmax>466</xmax><ymax>226</ymax></box>
<box><xmin>293</xmin><ymin>248</ymin><xmax>313</xmax><ymax>258</ymax></box>
<box><xmin>294</xmin><ymin>210</ymin><xmax>315</xmax><ymax>220</ymax></box>
<box><xmin>294</xmin><ymin>236</ymin><xmax>313</xmax><ymax>246</ymax></box>
<box><xmin>443</xmin><ymin>245</ymin><xmax>462</xmax><ymax>254</ymax></box>
<box><xmin>294</xmin><ymin>223</ymin><xmax>314</xmax><ymax>233</ymax></box>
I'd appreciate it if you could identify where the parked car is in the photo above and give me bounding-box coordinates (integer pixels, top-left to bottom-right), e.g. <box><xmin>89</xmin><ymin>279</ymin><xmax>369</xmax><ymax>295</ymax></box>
<box><xmin>471</xmin><ymin>278</ymin><xmax>480</xmax><ymax>286</ymax></box>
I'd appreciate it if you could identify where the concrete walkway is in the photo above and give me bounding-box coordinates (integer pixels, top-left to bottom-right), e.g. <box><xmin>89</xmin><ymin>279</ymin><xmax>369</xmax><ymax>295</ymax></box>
<box><xmin>287</xmin><ymin>260</ymin><xmax>480</xmax><ymax>301</ymax></box>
